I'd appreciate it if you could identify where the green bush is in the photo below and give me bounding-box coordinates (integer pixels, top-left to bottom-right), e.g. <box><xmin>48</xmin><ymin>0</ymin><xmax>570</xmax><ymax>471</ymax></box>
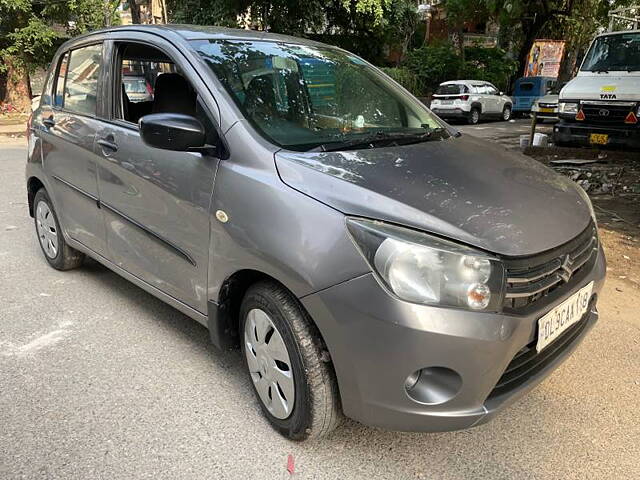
<box><xmin>403</xmin><ymin>43</ymin><xmax>462</xmax><ymax>96</ymax></box>
<box><xmin>462</xmin><ymin>46</ymin><xmax>518</xmax><ymax>92</ymax></box>
<box><xmin>401</xmin><ymin>43</ymin><xmax>517</xmax><ymax>95</ymax></box>
<box><xmin>379</xmin><ymin>67</ymin><xmax>421</xmax><ymax>96</ymax></box>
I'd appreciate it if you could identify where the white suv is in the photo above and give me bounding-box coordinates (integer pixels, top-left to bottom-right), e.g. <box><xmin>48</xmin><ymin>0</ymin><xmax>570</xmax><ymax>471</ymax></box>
<box><xmin>430</xmin><ymin>80</ymin><xmax>513</xmax><ymax>124</ymax></box>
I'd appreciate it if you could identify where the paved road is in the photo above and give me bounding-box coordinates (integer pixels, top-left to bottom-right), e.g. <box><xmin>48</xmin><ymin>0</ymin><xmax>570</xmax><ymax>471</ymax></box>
<box><xmin>1</xmin><ymin>138</ymin><xmax>639</xmax><ymax>479</ymax></box>
<box><xmin>456</xmin><ymin>117</ymin><xmax>553</xmax><ymax>148</ymax></box>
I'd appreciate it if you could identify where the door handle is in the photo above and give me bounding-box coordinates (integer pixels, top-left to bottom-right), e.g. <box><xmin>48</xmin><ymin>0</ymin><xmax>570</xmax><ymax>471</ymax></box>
<box><xmin>97</xmin><ymin>137</ymin><xmax>118</xmax><ymax>153</ymax></box>
<box><xmin>43</xmin><ymin>116</ymin><xmax>55</xmax><ymax>128</ymax></box>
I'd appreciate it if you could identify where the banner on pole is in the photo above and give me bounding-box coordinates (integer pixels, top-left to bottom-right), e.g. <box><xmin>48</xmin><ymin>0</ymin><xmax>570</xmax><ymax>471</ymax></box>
<box><xmin>524</xmin><ymin>40</ymin><xmax>565</xmax><ymax>78</ymax></box>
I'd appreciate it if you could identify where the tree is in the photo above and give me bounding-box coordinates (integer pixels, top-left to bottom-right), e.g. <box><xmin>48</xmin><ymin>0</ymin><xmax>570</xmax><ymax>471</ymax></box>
<box><xmin>0</xmin><ymin>0</ymin><xmax>117</xmax><ymax>111</ymax></box>
<box><xmin>167</xmin><ymin>0</ymin><xmax>395</xmax><ymax>34</ymax></box>
<box><xmin>441</xmin><ymin>0</ymin><xmax>489</xmax><ymax>68</ymax></box>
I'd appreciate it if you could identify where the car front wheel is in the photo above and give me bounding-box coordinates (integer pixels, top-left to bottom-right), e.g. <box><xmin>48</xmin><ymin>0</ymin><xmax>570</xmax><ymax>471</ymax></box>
<box><xmin>240</xmin><ymin>281</ymin><xmax>341</xmax><ymax>440</ymax></box>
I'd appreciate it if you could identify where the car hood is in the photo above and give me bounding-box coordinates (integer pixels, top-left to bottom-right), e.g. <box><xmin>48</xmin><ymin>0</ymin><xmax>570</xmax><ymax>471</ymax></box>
<box><xmin>536</xmin><ymin>94</ymin><xmax>559</xmax><ymax>105</ymax></box>
<box><xmin>275</xmin><ymin>135</ymin><xmax>592</xmax><ymax>257</ymax></box>
<box><xmin>561</xmin><ymin>74</ymin><xmax>640</xmax><ymax>101</ymax></box>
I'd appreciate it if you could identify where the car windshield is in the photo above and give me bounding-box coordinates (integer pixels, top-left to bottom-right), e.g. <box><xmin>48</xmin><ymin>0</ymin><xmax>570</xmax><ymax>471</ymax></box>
<box><xmin>192</xmin><ymin>39</ymin><xmax>448</xmax><ymax>151</ymax></box>
<box><xmin>435</xmin><ymin>84</ymin><xmax>468</xmax><ymax>95</ymax></box>
<box><xmin>581</xmin><ymin>32</ymin><xmax>640</xmax><ymax>72</ymax></box>
<box><xmin>124</xmin><ymin>77</ymin><xmax>147</xmax><ymax>94</ymax></box>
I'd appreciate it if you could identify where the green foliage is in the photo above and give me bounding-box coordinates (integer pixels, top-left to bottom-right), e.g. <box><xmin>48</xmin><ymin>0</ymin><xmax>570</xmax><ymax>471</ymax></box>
<box><xmin>166</xmin><ymin>0</ymin><xmax>238</xmax><ymax>27</ymax></box>
<box><xmin>379</xmin><ymin>67</ymin><xmax>420</xmax><ymax>96</ymax></box>
<box><xmin>402</xmin><ymin>43</ymin><xmax>516</xmax><ymax>95</ymax></box>
<box><xmin>404</xmin><ymin>43</ymin><xmax>462</xmax><ymax>95</ymax></box>
<box><xmin>340</xmin><ymin>0</ymin><xmax>391</xmax><ymax>25</ymax></box>
<box><xmin>2</xmin><ymin>17</ymin><xmax>59</xmax><ymax>72</ymax></box>
<box><xmin>0</xmin><ymin>0</ymin><xmax>117</xmax><ymax>73</ymax></box>
<box><xmin>462</xmin><ymin>46</ymin><xmax>517</xmax><ymax>91</ymax></box>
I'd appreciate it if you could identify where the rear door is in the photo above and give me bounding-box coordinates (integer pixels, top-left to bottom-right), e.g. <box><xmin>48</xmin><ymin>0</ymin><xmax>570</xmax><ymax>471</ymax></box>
<box><xmin>39</xmin><ymin>43</ymin><xmax>107</xmax><ymax>257</ymax></box>
<box><xmin>94</xmin><ymin>37</ymin><xmax>219</xmax><ymax>314</ymax></box>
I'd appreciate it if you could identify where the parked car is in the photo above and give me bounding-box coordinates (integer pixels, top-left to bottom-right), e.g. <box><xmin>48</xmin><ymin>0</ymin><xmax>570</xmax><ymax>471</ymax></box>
<box><xmin>430</xmin><ymin>80</ymin><xmax>513</xmax><ymax>124</ymax></box>
<box><xmin>554</xmin><ymin>29</ymin><xmax>640</xmax><ymax>149</ymax></box>
<box><xmin>512</xmin><ymin>76</ymin><xmax>557</xmax><ymax>115</ymax></box>
<box><xmin>26</xmin><ymin>25</ymin><xmax>605</xmax><ymax>440</ymax></box>
<box><xmin>123</xmin><ymin>74</ymin><xmax>154</xmax><ymax>102</ymax></box>
<box><xmin>531</xmin><ymin>82</ymin><xmax>566</xmax><ymax>123</ymax></box>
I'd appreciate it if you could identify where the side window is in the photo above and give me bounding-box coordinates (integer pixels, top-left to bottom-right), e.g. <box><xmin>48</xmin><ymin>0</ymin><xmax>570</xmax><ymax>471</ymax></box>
<box><xmin>115</xmin><ymin>43</ymin><xmax>198</xmax><ymax>125</ymax></box>
<box><xmin>487</xmin><ymin>84</ymin><xmax>499</xmax><ymax>95</ymax></box>
<box><xmin>64</xmin><ymin>44</ymin><xmax>102</xmax><ymax>115</ymax></box>
<box><xmin>40</xmin><ymin>68</ymin><xmax>54</xmax><ymax>107</ymax></box>
<box><xmin>53</xmin><ymin>52</ymin><xmax>69</xmax><ymax>108</ymax></box>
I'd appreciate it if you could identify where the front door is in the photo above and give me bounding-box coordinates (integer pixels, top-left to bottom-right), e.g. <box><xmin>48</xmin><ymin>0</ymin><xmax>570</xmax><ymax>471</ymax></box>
<box><xmin>95</xmin><ymin>41</ymin><xmax>219</xmax><ymax>313</ymax></box>
<box><xmin>40</xmin><ymin>44</ymin><xmax>107</xmax><ymax>257</ymax></box>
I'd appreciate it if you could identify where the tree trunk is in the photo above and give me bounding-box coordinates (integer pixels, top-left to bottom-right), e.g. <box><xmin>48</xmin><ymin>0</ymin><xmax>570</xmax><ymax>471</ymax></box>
<box><xmin>130</xmin><ymin>0</ymin><xmax>142</xmax><ymax>24</ymax></box>
<box><xmin>0</xmin><ymin>57</ymin><xmax>32</xmax><ymax>113</ymax></box>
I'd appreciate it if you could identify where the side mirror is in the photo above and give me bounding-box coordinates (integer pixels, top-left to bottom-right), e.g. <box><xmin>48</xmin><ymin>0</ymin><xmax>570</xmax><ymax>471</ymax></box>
<box><xmin>499</xmin><ymin>91</ymin><xmax>504</xmax><ymax>96</ymax></box>
<box><xmin>139</xmin><ymin>113</ymin><xmax>206</xmax><ymax>152</ymax></box>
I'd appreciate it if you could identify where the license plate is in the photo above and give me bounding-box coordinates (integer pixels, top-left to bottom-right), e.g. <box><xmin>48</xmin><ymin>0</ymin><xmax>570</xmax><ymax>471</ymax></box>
<box><xmin>590</xmin><ymin>133</ymin><xmax>608</xmax><ymax>145</ymax></box>
<box><xmin>440</xmin><ymin>100</ymin><xmax>453</xmax><ymax>105</ymax></box>
<box><xmin>539</xmin><ymin>107</ymin><xmax>554</xmax><ymax>113</ymax></box>
<box><xmin>536</xmin><ymin>282</ymin><xmax>593</xmax><ymax>353</ymax></box>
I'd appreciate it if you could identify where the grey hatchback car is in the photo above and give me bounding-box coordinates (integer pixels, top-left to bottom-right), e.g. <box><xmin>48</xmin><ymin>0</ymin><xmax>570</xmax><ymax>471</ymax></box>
<box><xmin>26</xmin><ymin>25</ymin><xmax>605</xmax><ymax>440</ymax></box>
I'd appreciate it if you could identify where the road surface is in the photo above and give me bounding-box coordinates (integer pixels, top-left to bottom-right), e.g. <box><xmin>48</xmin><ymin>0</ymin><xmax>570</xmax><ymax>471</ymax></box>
<box><xmin>1</xmin><ymin>136</ymin><xmax>638</xmax><ymax>479</ymax></box>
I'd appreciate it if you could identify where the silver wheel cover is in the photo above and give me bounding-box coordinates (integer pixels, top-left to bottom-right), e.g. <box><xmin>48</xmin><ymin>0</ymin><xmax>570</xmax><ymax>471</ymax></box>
<box><xmin>244</xmin><ymin>308</ymin><xmax>295</xmax><ymax>419</ymax></box>
<box><xmin>36</xmin><ymin>201</ymin><xmax>58</xmax><ymax>259</ymax></box>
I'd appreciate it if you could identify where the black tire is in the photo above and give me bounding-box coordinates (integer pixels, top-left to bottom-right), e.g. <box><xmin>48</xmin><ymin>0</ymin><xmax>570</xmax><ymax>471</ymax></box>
<box><xmin>33</xmin><ymin>188</ymin><xmax>84</xmax><ymax>270</ymax></box>
<box><xmin>467</xmin><ymin>107</ymin><xmax>480</xmax><ymax>124</ymax></box>
<box><xmin>240</xmin><ymin>281</ymin><xmax>341</xmax><ymax>440</ymax></box>
<box><xmin>502</xmin><ymin>105</ymin><xmax>512</xmax><ymax>121</ymax></box>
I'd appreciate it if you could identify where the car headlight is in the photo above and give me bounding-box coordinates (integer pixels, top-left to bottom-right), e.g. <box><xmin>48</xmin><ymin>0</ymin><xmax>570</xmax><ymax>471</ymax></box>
<box><xmin>346</xmin><ymin>218</ymin><xmax>505</xmax><ymax>311</ymax></box>
<box><xmin>559</xmin><ymin>102</ymin><xmax>578</xmax><ymax>114</ymax></box>
<box><xmin>531</xmin><ymin>102</ymin><xmax>540</xmax><ymax>112</ymax></box>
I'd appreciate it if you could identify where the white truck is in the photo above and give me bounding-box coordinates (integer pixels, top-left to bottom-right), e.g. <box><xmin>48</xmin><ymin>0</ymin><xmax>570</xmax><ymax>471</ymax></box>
<box><xmin>554</xmin><ymin>21</ymin><xmax>640</xmax><ymax>149</ymax></box>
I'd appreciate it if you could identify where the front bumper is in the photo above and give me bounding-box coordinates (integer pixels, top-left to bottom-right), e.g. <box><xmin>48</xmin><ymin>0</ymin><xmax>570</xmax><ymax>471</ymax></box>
<box><xmin>533</xmin><ymin>110</ymin><xmax>559</xmax><ymax>121</ymax></box>
<box><xmin>302</xmin><ymin>246</ymin><xmax>606</xmax><ymax>432</ymax></box>
<box><xmin>554</xmin><ymin>121</ymin><xmax>640</xmax><ymax>149</ymax></box>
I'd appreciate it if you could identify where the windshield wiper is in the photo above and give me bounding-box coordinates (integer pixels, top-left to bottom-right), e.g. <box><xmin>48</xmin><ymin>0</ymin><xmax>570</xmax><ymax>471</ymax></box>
<box><xmin>309</xmin><ymin>128</ymin><xmax>447</xmax><ymax>152</ymax></box>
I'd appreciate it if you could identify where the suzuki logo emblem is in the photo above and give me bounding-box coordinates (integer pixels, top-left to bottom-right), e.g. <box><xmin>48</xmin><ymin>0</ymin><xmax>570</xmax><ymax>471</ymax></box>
<box><xmin>559</xmin><ymin>255</ymin><xmax>573</xmax><ymax>283</ymax></box>
<box><xmin>598</xmin><ymin>109</ymin><xmax>610</xmax><ymax>117</ymax></box>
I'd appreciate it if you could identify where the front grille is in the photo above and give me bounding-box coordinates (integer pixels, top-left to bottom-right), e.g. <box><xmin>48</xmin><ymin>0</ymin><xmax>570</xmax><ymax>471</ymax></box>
<box><xmin>502</xmin><ymin>223</ymin><xmax>598</xmax><ymax>311</ymax></box>
<box><xmin>581</xmin><ymin>101</ymin><xmax>637</xmax><ymax>125</ymax></box>
<box><xmin>538</xmin><ymin>103</ymin><xmax>557</xmax><ymax>109</ymax></box>
<box><xmin>488</xmin><ymin>302</ymin><xmax>592</xmax><ymax>399</ymax></box>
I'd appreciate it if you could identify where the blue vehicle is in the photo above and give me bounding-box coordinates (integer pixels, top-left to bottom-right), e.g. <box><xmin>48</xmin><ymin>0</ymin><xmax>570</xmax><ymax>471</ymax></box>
<box><xmin>512</xmin><ymin>76</ymin><xmax>557</xmax><ymax>114</ymax></box>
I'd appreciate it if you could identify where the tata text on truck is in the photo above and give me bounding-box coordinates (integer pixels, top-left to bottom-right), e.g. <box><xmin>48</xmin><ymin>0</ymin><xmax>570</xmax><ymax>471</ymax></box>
<box><xmin>554</xmin><ymin>28</ymin><xmax>640</xmax><ymax>148</ymax></box>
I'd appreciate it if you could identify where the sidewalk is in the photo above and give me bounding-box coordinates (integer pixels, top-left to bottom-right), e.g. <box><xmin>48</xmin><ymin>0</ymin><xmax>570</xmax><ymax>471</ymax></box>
<box><xmin>0</xmin><ymin>115</ymin><xmax>28</xmax><ymax>137</ymax></box>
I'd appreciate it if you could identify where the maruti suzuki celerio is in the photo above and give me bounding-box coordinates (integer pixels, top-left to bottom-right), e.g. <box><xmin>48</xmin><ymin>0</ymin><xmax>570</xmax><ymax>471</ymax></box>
<box><xmin>26</xmin><ymin>25</ymin><xmax>606</xmax><ymax>440</ymax></box>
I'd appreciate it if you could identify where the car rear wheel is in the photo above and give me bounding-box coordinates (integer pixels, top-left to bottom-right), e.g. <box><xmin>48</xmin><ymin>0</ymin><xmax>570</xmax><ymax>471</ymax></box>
<box><xmin>33</xmin><ymin>189</ymin><xmax>84</xmax><ymax>270</ymax></box>
<box><xmin>240</xmin><ymin>281</ymin><xmax>341</xmax><ymax>440</ymax></box>
<box><xmin>468</xmin><ymin>107</ymin><xmax>480</xmax><ymax>124</ymax></box>
<box><xmin>502</xmin><ymin>105</ymin><xmax>512</xmax><ymax>121</ymax></box>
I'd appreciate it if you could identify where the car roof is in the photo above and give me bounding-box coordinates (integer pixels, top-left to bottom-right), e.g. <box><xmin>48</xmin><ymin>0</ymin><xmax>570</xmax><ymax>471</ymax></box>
<box><xmin>440</xmin><ymin>80</ymin><xmax>491</xmax><ymax>85</ymax></box>
<box><xmin>595</xmin><ymin>29</ymin><xmax>640</xmax><ymax>38</ymax></box>
<box><xmin>64</xmin><ymin>24</ymin><xmax>329</xmax><ymax>49</ymax></box>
